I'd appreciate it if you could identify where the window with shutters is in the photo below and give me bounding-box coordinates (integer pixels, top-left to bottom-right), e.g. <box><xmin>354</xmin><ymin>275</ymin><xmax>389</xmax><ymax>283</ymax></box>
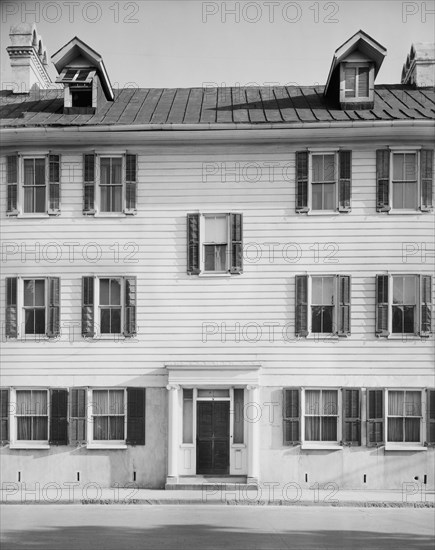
<box><xmin>15</xmin><ymin>389</ymin><xmax>49</xmax><ymax>446</ymax></box>
<box><xmin>296</xmin><ymin>151</ymin><xmax>351</xmax><ymax>213</ymax></box>
<box><xmin>339</xmin><ymin>62</ymin><xmax>374</xmax><ymax>108</ymax></box>
<box><xmin>187</xmin><ymin>213</ymin><xmax>243</xmax><ymax>275</ymax></box>
<box><xmin>387</xmin><ymin>390</ymin><xmax>422</xmax><ymax>444</ymax></box>
<box><xmin>295</xmin><ymin>275</ymin><xmax>351</xmax><ymax>337</ymax></box>
<box><xmin>375</xmin><ymin>274</ymin><xmax>432</xmax><ymax>338</ymax></box>
<box><xmin>82</xmin><ymin>153</ymin><xmax>137</xmax><ymax>215</ymax></box>
<box><xmin>376</xmin><ymin>149</ymin><xmax>433</xmax><ymax>212</ymax></box>
<box><xmin>91</xmin><ymin>389</ymin><xmax>126</xmax><ymax>444</ymax></box>
<box><xmin>344</xmin><ymin>66</ymin><xmax>370</xmax><ymax>98</ymax></box>
<box><xmin>6</xmin><ymin>155</ymin><xmax>61</xmax><ymax>216</ymax></box>
<box><xmin>4</xmin><ymin>277</ymin><xmax>60</xmax><ymax>339</ymax></box>
<box><xmin>81</xmin><ymin>276</ymin><xmax>136</xmax><ymax>338</ymax></box>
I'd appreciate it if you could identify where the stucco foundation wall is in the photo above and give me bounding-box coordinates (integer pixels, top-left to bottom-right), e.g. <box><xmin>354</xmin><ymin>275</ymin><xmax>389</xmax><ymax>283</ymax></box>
<box><xmin>258</xmin><ymin>386</ymin><xmax>435</xmax><ymax>491</ymax></box>
<box><xmin>0</xmin><ymin>388</ymin><xmax>167</xmax><ymax>489</ymax></box>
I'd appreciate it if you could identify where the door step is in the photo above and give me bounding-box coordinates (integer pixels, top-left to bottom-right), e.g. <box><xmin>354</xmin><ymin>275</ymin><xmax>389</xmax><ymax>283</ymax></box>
<box><xmin>166</xmin><ymin>475</ymin><xmax>252</xmax><ymax>490</ymax></box>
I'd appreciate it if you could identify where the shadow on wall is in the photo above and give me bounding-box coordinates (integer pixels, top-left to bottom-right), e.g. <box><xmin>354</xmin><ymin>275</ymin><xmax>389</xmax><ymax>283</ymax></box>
<box><xmin>1</xmin><ymin>524</ymin><xmax>434</xmax><ymax>550</ymax></box>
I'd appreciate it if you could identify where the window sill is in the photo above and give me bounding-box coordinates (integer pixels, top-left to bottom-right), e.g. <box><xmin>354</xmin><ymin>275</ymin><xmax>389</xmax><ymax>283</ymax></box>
<box><xmin>9</xmin><ymin>444</ymin><xmax>50</xmax><ymax>450</ymax></box>
<box><xmin>87</xmin><ymin>444</ymin><xmax>128</xmax><ymax>450</ymax></box>
<box><xmin>307</xmin><ymin>211</ymin><xmax>339</xmax><ymax>216</ymax></box>
<box><xmin>94</xmin><ymin>213</ymin><xmax>126</xmax><ymax>218</ymax></box>
<box><xmin>387</xmin><ymin>210</ymin><xmax>422</xmax><ymax>215</ymax></box>
<box><xmin>198</xmin><ymin>273</ymin><xmax>233</xmax><ymax>278</ymax></box>
<box><xmin>386</xmin><ymin>335</ymin><xmax>424</xmax><ymax>341</ymax></box>
<box><xmin>301</xmin><ymin>444</ymin><xmax>343</xmax><ymax>451</ymax></box>
<box><xmin>384</xmin><ymin>444</ymin><xmax>426</xmax><ymax>452</ymax></box>
<box><xmin>306</xmin><ymin>334</ymin><xmax>340</xmax><ymax>341</ymax></box>
<box><xmin>17</xmin><ymin>214</ymin><xmax>50</xmax><ymax>219</ymax></box>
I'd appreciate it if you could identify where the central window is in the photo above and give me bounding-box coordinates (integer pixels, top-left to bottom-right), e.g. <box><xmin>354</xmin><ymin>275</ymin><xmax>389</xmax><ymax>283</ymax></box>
<box><xmin>392</xmin><ymin>275</ymin><xmax>417</xmax><ymax>334</ymax></box>
<box><xmin>23</xmin><ymin>279</ymin><xmax>46</xmax><ymax>335</ymax></box>
<box><xmin>311</xmin><ymin>276</ymin><xmax>334</xmax><ymax>333</ymax></box>
<box><xmin>311</xmin><ymin>154</ymin><xmax>336</xmax><ymax>211</ymax></box>
<box><xmin>392</xmin><ymin>152</ymin><xmax>417</xmax><ymax>210</ymax></box>
<box><xmin>16</xmin><ymin>390</ymin><xmax>48</xmax><ymax>441</ymax></box>
<box><xmin>23</xmin><ymin>158</ymin><xmax>46</xmax><ymax>213</ymax></box>
<box><xmin>99</xmin><ymin>278</ymin><xmax>122</xmax><ymax>334</ymax></box>
<box><xmin>387</xmin><ymin>390</ymin><xmax>422</xmax><ymax>443</ymax></box>
<box><xmin>203</xmin><ymin>215</ymin><xmax>228</xmax><ymax>272</ymax></box>
<box><xmin>92</xmin><ymin>389</ymin><xmax>125</xmax><ymax>442</ymax></box>
<box><xmin>100</xmin><ymin>158</ymin><xmax>123</xmax><ymax>213</ymax></box>
<box><xmin>305</xmin><ymin>389</ymin><xmax>338</xmax><ymax>442</ymax></box>
<box><xmin>344</xmin><ymin>66</ymin><xmax>369</xmax><ymax>98</ymax></box>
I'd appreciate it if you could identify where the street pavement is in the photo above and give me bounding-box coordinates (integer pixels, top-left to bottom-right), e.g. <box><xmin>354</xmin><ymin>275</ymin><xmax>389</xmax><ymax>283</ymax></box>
<box><xmin>1</xmin><ymin>504</ymin><xmax>434</xmax><ymax>550</ymax></box>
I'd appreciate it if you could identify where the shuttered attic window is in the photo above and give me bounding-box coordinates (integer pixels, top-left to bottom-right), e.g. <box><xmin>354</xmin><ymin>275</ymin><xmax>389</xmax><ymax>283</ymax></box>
<box><xmin>57</xmin><ymin>68</ymin><xmax>96</xmax><ymax>114</ymax></box>
<box><xmin>339</xmin><ymin>62</ymin><xmax>375</xmax><ymax>109</ymax></box>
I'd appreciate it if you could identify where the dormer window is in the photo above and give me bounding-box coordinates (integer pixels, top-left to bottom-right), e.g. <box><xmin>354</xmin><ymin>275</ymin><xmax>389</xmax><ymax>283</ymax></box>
<box><xmin>344</xmin><ymin>65</ymin><xmax>369</xmax><ymax>98</ymax></box>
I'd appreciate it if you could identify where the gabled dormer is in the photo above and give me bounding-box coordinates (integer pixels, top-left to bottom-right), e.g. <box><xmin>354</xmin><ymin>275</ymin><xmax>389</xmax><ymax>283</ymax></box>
<box><xmin>51</xmin><ymin>37</ymin><xmax>114</xmax><ymax>114</ymax></box>
<box><xmin>324</xmin><ymin>30</ymin><xmax>386</xmax><ymax>110</ymax></box>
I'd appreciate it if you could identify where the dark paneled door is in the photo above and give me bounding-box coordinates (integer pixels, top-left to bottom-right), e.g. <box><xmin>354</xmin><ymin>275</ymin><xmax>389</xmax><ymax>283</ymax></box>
<box><xmin>197</xmin><ymin>401</ymin><xmax>230</xmax><ymax>474</ymax></box>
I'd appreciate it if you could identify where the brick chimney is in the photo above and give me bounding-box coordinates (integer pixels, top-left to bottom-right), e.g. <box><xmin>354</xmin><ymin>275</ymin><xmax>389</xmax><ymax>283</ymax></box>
<box><xmin>401</xmin><ymin>43</ymin><xmax>435</xmax><ymax>87</ymax></box>
<box><xmin>6</xmin><ymin>23</ymin><xmax>52</xmax><ymax>93</ymax></box>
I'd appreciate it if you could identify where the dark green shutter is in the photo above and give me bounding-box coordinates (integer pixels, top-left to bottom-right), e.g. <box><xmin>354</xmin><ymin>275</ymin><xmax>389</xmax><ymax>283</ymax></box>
<box><xmin>337</xmin><ymin>275</ymin><xmax>351</xmax><ymax>336</ymax></box>
<box><xmin>127</xmin><ymin>388</ymin><xmax>145</xmax><ymax>445</ymax></box>
<box><xmin>367</xmin><ymin>389</ymin><xmax>384</xmax><ymax>446</ymax></box>
<box><xmin>338</xmin><ymin>150</ymin><xmax>352</xmax><ymax>212</ymax></box>
<box><xmin>5</xmin><ymin>277</ymin><xmax>17</xmax><ymax>339</ymax></box>
<box><xmin>6</xmin><ymin>155</ymin><xmax>18</xmax><ymax>215</ymax></box>
<box><xmin>48</xmin><ymin>154</ymin><xmax>61</xmax><ymax>215</ymax></box>
<box><xmin>82</xmin><ymin>276</ymin><xmax>94</xmax><ymax>337</ymax></box>
<box><xmin>187</xmin><ymin>213</ymin><xmax>200</xmax><ymax>275</ymax></box>
<box><xmin>47</xmin><ymin>277</ymin><xmax>60</xmax><ymax>338</ymax></box>
<box><xmin>427</xmin><ymin>389</ymin><xmax>435</xmax><ymax>445</ymax></box>
<box><xmin>420</xmin><ymin>149</ymin><xmax>433</xmax><ymax>212</ymax></box>
<box><xmin>124</xmin><ymin>277</ymin><xmax>137</xmax><ymax>337</ymax></box>
<box><xmin>229</xmin><ymin>213</ymin><xmax>243</xmax><ymax>274</ymax></box>
<box><xmin>125</xmin><ymin>154</ymin><xmax>137</xmax><ymax>214</ymax></box>
<box><xmin>376</xmin><ymin>150</ymin><xmax>390</xmax><ymax>212</ymax></box>
<box><xmin>70</xmin><ymin>388</ymin><xmax>87</xmax><ymax>444</ymax></box>
<box><xmin>83</xmin><ymin>154</ymin><xmax>95</xmax><ymax>214</ymax></box>
<box><xmin>375</xmin><ymin>275</ymin><xmax>389</xmax><ymax>337</ymax></box>
<box><xmin>342</xmin><ymin>389</ymin><xmax>361</xmax><ymax>445</ymax></box>
<box><xmin>295</xmin><ymin>152</ymin><xmax>309</xmax><ymax>213</ymax></box>
<box><xmin>283</xmin><ymin>388</ymin><xmax>300</xmax><ymax>445</ymax></box>
<box><xmin>295</xmin><ymin>275</ymin><xmax>308</xmax><ymax>337</ymax></box>
<box><xmin>0</xmin><ymin>389</ymin><xmax>9</xmax><ymax>443</ymax></box>
<box><xmin>420</xmin><ymin>275</ymin><xmax>432</xmax><ymax>337</ymax></box>
<box><xmin>49</xmin><ymin>389</ymin><xmax>68</xmax><ymax>445</ymax></box>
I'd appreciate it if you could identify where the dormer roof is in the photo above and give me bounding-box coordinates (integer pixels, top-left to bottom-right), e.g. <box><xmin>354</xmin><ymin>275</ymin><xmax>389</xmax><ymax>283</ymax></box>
<box><xmin>324</xmin><ymin>30</ymin><xmax>387</xmax><ymax>97</ymax></box>
<box><xmin>51</xmin><ymin>37</ymin><xmax>114</xmax><ymax>100</ymax></box>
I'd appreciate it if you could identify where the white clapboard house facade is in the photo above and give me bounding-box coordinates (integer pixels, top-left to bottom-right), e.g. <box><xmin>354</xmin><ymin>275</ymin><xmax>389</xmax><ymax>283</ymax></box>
<box><xmin>1</xmin><ymin>25</ymin><xmax>434</xmax><ymax>491</ymax></box>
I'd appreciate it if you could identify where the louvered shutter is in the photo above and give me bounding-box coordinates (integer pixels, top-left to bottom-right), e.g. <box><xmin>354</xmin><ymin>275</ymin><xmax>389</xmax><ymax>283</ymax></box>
<box><xmin>50</xmin><ymin>389</ymin><xmax>68</xmax><ymax>445</ymax></box>
<box><xmin>125</xmin><ymin>154</ymin><xmax>137</xmax><ymax>214</ymax></box>
<box><xmin>376</xmin><ymin>150</ymin><xmax>390</xmax><ymax>212</ymax></box>
<box><xmin>5</xmin><ymin>277</ymin><xmax>18</xmax><ymax>338</ymax></box>
<box><xmin>337</xmin><ymin>275</ymin><xmax>351</xmax><ymax>336</ymax></box>
<box><xmin>342</xmin><ymin>388</ymin><xmax>361</xmax><ymax>445</ymax></box>
<box><xmin>0</xmin><ymin>389</ymin><xmax>9</xmax><ymax>443</ymax></box>
<box><xmin>420</xmin><ymin>275</ymin><xmax>432</xmax><ymax>337</ymax></box>
<box><xmin>124</xmin><ymin>277</ymin><xmax>137</xmax><ymax>337</ymax></box>
<box><xmin>6</xmin><ymin>155</ymin><xmax>18</xmax><ymax>215</ymax></box>
<box><xmin>82</xmin><ymin>276</ymin><xmax>95</xmax><ymax>337</ymax></box>
<box><xmin>295</xmin><ymin>152</ymin><xmax>309</xmax><ymax>213</ymax></box>
<box><xmin>295</xmin><ymin>275</ymin><xmax>308</xmax><ymax>337</ymax></box>
<box><xmin>47</xmin><ymin>277</ymin><xmax>60</xmax><ymax>338</ymax></box>
<box><xmin>338</xmin><ymin>150</ymin><xmax>352</xmax><ymax>212</ymax></box>
<box><xmin>367</xmin><ymin>389</ymin><xmax>384</xmax><ymax>446</ymax></box>
<box><xmin>375</xmin><ymin>275</ymin><xmax>389</xmax><ymax>337</ymax></box>
<box><xmin>48</xmin><ymin>154</ymin><xmax>61</xmax><ymax>215</ymax></box>
<box><xmin>187</xmin><ymin>213</ymin><xmax>200</xmax><ymax>275</ymax></box>
<box><xmin>70</xmin><ymin>388</ymin><xmax>87</xmax><ymax>444</ymax></box>
<box><xmin>83</xmin><ymin>154</ymin><xmax>96</xmax><ymax>214</ymax></box>
<box><xmin>283</xmin><ymin>388</ymin><xmax>300</xmax><ymax>445</ymax></box>
<box><xmin>229</xmin><ymin>213</ymin><xmax>243</xmax><ymax>274</ymax></box>
<box><xmin>420</xmin><ymin>149</ymin><xmax>433</xmax><ymax>212</ymax></box>
<box><xmin>126</xmin><ymin>388</ymin><xmax>146</xmax><ymax>445</ymax></box>
<box><xmin>427</xmin><ymin>389</ymin><xmax>435</xmax><ymax>445</ymax></box>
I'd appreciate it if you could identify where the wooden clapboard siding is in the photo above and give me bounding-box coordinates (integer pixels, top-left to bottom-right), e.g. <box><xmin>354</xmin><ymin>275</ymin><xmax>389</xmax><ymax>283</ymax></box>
<box><xmin>0</xmin><ymin>138</ymin><xmax>433</xmax><ymax>387</ymax></box>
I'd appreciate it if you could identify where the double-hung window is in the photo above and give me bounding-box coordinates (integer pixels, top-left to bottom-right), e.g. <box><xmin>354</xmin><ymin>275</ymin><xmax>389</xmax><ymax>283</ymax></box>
<box><xmin>376</xmin><ymin>149</ymin><xmax>433</xmax><ymax>212</ymax></box>
<box><xmin>187</xmin><ymin>213</ymin><xmax>243</xmax><ymax>275</ymax></box>
<box><xmin>82</xmin><ymin>153</ymin><xmax>137</xmax><ymax>215</ymax></box>
<box><xmin>339</xmin><ymin>62</ymin><xmax>374</xmax><ymax>108</ymax></box>
<box><xmin>305</xmin><ymin>389</ymin><xmax>339</xmax><ymax>443</ymax></box>
<box><xmin>295</xmin><ymin>274</ymin><xmax>351</xmax><ymax>337</ymax></box>
<box><xmin>16</xmin><ymin>389</ymin><xmax>49</xmax><ymax>443</ymax></box>
<box><xmin>92</xmin><ymin>389</ymin><xmax>125</xmax><ymax>443</ymax></box>
<box><xmin>6</xmin><ymin>154</ymin><xmax>61</xmax><ymax>216</ymax></box>
<box><xmin>81</xmin><ymin>276</ymin><xmax>137</xmax><ymax>338</ymax></box>
<box><xmin>387</xmin><ymin>390</ymin><xmax>422</xmax><ymax>444</ymax></box>
<box><xmin>296</xmin><ymin>150</ymin><xmax>352</xmax><ymax>213</ymax></box>
<box><xmin>344</xmin><ymin>66</ymin><xmax>370</xmax><ymax>98</ymax></box>
<box><xmin>375</xmin><ymin>274</ymin><xmax>432</xmax><ymax>337</ymax></box>
<box><xmin>5</xmin><ymin>277</ymin><xmax>60</xmax><ymax>339</ymax></box>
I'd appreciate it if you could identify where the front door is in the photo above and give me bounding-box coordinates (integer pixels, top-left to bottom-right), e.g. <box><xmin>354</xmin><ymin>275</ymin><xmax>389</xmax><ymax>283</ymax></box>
<box><xmin>196</xmin><ymin>401</ymin><xmax>230</xmax><ymax>474</ymax></box>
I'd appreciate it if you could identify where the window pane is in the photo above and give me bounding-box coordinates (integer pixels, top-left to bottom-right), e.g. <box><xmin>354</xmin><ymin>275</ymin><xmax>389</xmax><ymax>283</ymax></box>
<box><xmin>109</xmin><ymin>390</ymin><xmax>124</xmax><ymax>414</ymax></box>
<box><xmin>403</xmin><ymin>182</ymin><xmax>417</xmax><ymax>209</ymax></box>
<box><xmin>233</xmin><ymin>389</ymin><xmax>244</xmax><ymax>444</ymax></box>
<box><xmin>100</xmin><ymin>309</ymin><xmax>110</xmax><ymax>333</ymax></box>
<box><xmin>393</xmin><ymin>154</ymin><xmax>404</xmax><ymax>181</ymax></box>
<box><xmin>312</xmin><ymin>184</ymin><xmax>322</xmax><ymax>210</ymax></box>
<box><xmin>404</xmin><ymin>418</ymin><xmax>420</xmax><ymax>442</ymax></box>
<box><xmin>321</xmin><ymin>417</ymin><xmax>337</xmax><ymax>441</ymax></box>
<box><xmin>25</xmin><ymin>310</ymin><xmax>35</xmax><ymax>334</ymax></box>
<box><xmin>312</xmin><ymin>156</ymin><xmax>322</xmax><ymax>182</ymax></box>
<box><xmin>34</xmin><ymin>186</ymin><xmax>46</xmax><ymax>212</ymax></box>
<box><xmin>112</xmin><ymin>187</ymin><xmax>122</xmax><ymax>212</ymax></box>
<box><xmin>311</xmin><ymin>306</ymin><xmax>322</xmax><ymax>333</ymax></box>
<box><xmin>393</xmin><ymin>277</ymin><xmax>404</xmax><ymax>304</ymax></box>
<box><xmin>403</xmin><ymin>277</ymin><xmax>416</xmax><ymax>304</ymax></box>
<box><xmin>322</xmin><ymin>390</ymin><xmax>338</xmax><ymax>415</ymax></box>
<box><xmin>322</xmin><ymin>306</ymin><xmax>333</xmax><ymax>333</ymax></box>
<box><xmin>204</xmin><ymin>244</ymin><xmax>227</xmax><ymax>271</ymax></box>
<box><xmin>100</xmin><ymin>186</ymin><xmax>110</xmax><ymax>211</ymax></box>
<box><xmin>404</xmin><ymin>154</ymin><xmax>416</xmax><ymax>180</ymax></box>
<box><xmin>24</xmin><ymin>159</ymin><xmax>34</xmax><ymax>185</ymax></box>
<box><xmin>33</xmin><ymin>417</ymin><xmax>48</xmax><ymax>440</ymax></box>
<box><xmin>109</xmin><ymin>417</ymin><xmax>124</xmax><ymax>439</ymax></box>
<box><xmin>17</xmin><ymin>390</ymin><xmax>31</xmax><ymax>415</ymax></box>
<box><xmin>403</xmin><ymin>306</ymin><xmax>415</xmax><ymax>333</ymax></box>
<box><xmin>100</xmin><ymin>279</ymin><xmax>110</xmax><ymax>305</ymax></box>
<box><xmin>345</xmin><ymin>67</ymin><xmax>356</xmax><ymax>97</ymax></box>
<box><xmin>34</xmin><ymin>280</ymin><xmax>45</xmax><ymax>306</ymax></box>
<box><xmin>388</xmin><ymin>418</ymin><xmax>403</xmax><ymax>441</ymax></box>
<box><xmin>205</xmin><ymin>216</ymin><xmax>227</xmax><ymax>242</ymax></box>
<box><xmin>392</xmin><ymin>182</ymin><xmax>404</xmax><ymax>209</ymax></box>
<box><xmin>305</xmin><ymin>390</ymin><xmax>320</xmax><ymax>414</ymax></box>
<box><xmin>110</xmin><ymin>280</ymin><xmax>121</xmax><ymax>305</ymax></box>
<box><xmin>35</xmin><ymin>159</ymin><xmax>45</xmax><ymax>184</ymax></box>
<box><xmin>182</xmin><ymin>390</ymin><xmax>193</xmax><ymax>444</ymax></box>
<box><xmin>405</xmin><ymin>392</ymin><xmax>421</xmax><ymax>416</ymax></box>
<box><xmin>110</xmin><ymin>308</ymin><xmax>121</xmax><ymax>333</ymax></box>
<box><xmin>32</xmin><ymin>390</ymin><xmax>47</xmax><ymax>415</ymax></box>
<box><xmin>388</xmin><ymin>391</ymin><xmax>403</xmax><ymax>415</ymax></box>
<box><xmin>323</xmin><ymin>183</ymin><xmax>335</xmax><ymax>210</ymax></box>
<box><xmin>100</xmin><ymin>158</ymin><xmax>111</xmax><ymax>184</ymax></box>
<box><xmin>358</xmin><ymin>67</ymin><xmax>369</xmax><ymax>96</ymax></box>
<box><xmin>111</xmin><ymin>159</ymin><xmax>122</xmax><ymax>183</ymax></box>
<box><xmin>24</xmin><ymin>280</ymin><xmax>34</xmax><ymax>306</ymax></box>
<box><xmin>17</xmin><ymin>417</ymin><xmax>32</xmax><ymax>440</ymax></box>
<box><xmin>34</xmin><ymin>308</ymin><xmax>45</xmax><ymax>334</ymax></box>
<box><xmin>323</xmin><ymin>155</ymin><xmax>335</xmax><ymax>181</ymax></box>
<box><xmin>94</xmin><ymin>416</ymin><xmax>108</xmax><ymax>440</ymax></box>
<box><xmin>305</xmin><ymin>417</ymin><xmax>320</xmax><ymax>440</ymax></box>
<box><xmin>24</xmin><ymin>187</ymin><xmax>34</xmax><ymax>213</ymax></box>
<box><xmin>94</xmin><ymin>390</ymin><xmax>108</xmax><ymax>415</ymax></box>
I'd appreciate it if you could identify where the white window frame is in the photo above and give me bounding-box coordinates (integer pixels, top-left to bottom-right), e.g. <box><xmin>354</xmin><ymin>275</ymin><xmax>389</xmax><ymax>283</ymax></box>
<box><xmin>94</xmin><ymin>276</ymin><xmax>126</xmax><ymax>339</ymax></box>
<box><xmin>14</xmin><ymin>277</ymin><xmax>50</xmax><ymax>340</ymax></box>
<box><xmin>87</xmin><ymin>388</ymin><xmax>127</xmax><ymax>449</ymax></box>
<box><xmin>306</xmin><ymin>274</ymin><xmax>348</xmax><ymax>338</ymax></box>
<box><xmin>95</xmin><ymin>154</ymin><xmax>126</xmax><ymax>216</ymax></box>
<box><xmin>300</xmin><ymin>388</ymin><xmax>343</xmax><ymax>450</ymax></box>
<box><xmin>16</xmin><ymin>154</ymin><xmax>50</xmax><ymax>217</ymax></box>
<box><xmin>339</xmin><ymin>62</ymin><xmax>374</xmax><ymax>104</ymax></box>
<box><xmin>389</xmin><ymin>148</ymin><xmax>421</xmax><ymax>213</ymax></box>
<box><xmin>9</xmin><ymin>388</ymin><xmax>50</xmax><ymax>449</ymax></box>
<box><xmin>384</xmin><ymin>388</ymin><xmax>425</xmax><ymax>451</ymax></box>
<box><xmin>387</xmin><ymin>274</ymin><xmax>425</xmax><ymax>338</ymax></box>
<box><xmin>307</xmin><ymin>149</ymin><xmax>339</xmax><ymax>214</ymax></box>
<box><xmin>199</xmin><ymin>213</ymin><xmax>231</xmax><ymax>276</ymax></box>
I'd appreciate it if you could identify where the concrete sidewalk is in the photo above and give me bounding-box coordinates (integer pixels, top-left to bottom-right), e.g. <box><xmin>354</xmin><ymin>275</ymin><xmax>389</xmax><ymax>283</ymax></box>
<box><xmin>1</xmin><ymin>483</ymin><xmax>434</xmax><ymax>508</ymax></box>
